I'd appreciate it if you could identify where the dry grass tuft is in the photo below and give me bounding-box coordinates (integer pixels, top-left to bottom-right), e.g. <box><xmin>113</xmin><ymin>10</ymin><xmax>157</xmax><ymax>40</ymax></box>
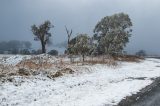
<box><xmin>113</xmin><ymin>55</ymin><xmax>144</xmax><ymax>62</ymax></box>
<box><xmin>16</xmin><ymin>60</ymin><xmax>53</xmax><ymax>70</ymax></box>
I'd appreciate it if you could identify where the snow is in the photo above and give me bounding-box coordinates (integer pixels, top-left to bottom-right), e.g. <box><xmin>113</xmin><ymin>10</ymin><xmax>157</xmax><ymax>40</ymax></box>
<box><xmin>0</xmin><ymin>55</ymin><xmax>31</xmax><ymax>66</ymax></box>
<box><xmin>0</xmin><ymin>54</ymin><xmax>58</xmax><ymax>66</ymax></box>
<box><xmin>0</xmin><ymin>58</ymin><xmax>160</xmax><ymax>106</ymax></box>
<box><xmin>30</xmin><ymin>54</ymin><xmax>59</xmax><ymax>64</ymax></box>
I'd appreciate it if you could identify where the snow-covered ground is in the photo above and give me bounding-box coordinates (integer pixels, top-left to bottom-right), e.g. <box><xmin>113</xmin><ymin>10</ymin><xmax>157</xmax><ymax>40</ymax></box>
<box><xmin>0</xmin><ymin>56</ymin><xmax>160</xmax><ymax>106</ymax></box>
<box><xmin>0</xmin><ymin>54</ymin><xmax>30</xmax><ymax>65</ymax></box>
<box><xmin>0</xmin><ymin>54</ymin><xmax>59</xmax><ymax>66</ymax></box>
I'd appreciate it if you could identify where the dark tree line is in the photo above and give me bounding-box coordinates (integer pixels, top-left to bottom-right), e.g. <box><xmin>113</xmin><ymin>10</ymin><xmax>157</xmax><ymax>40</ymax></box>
<box><xmin>0</xmin><ymin>40</ymin><xmax>32</xmax><ymax>54</ymax></box>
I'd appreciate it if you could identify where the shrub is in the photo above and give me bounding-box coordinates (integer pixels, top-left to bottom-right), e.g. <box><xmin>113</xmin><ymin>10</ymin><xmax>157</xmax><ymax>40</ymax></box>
<box><xmin>48</xmin><ymin>49</ymin><xmax>58</xmax><ymax>56</ymax></box>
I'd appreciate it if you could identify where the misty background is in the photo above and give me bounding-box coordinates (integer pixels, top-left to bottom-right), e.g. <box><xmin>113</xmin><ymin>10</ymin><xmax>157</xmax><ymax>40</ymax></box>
<box><xmin>0</xmin><ymin>0</ymin><xmax>160</xmax><ymax>55</ymax></box>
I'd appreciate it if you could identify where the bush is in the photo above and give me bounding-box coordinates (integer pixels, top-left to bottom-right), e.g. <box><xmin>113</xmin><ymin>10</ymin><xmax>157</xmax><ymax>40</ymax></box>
<box><xmin>48</xmin><ymin>49</ymin><xmax>58</xmax><ymax>56</ymax></box>
<box><xmin>136</xmin><ymin>50</ymin><xmax>146</xmax><ymax>57</ymax></box>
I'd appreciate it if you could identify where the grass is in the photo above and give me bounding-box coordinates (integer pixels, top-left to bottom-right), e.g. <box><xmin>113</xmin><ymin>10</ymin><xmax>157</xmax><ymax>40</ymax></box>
<box><xmin>0</xmin><ymin>55</ymin><xmax>144</xmax><ymax>81</ymax></box>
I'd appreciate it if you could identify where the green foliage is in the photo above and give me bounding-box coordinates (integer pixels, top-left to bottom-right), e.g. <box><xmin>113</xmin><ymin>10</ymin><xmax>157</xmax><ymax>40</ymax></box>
<box><xmin>75</xmin><ymin>34</ymin><xmax>91</xmax><ymax>55</ymax></box>
<box><xmin>69</xmin><ymin>34</ymin><xmax>90</xmax><ymax>55</ymax></box>
<box><xmin>31</xmin><ymin>21</ymin><xmax>53</xmax><ymax>53</ymax></box>
<box><xmin>68</xmin><ymin>34</ymin><xmax>91</xmax><ymax>61</ymax></box>
<box><xmin>94</xmin><ymin>13</ymin><xmax>132</xmax><ymax>56</ymax></box>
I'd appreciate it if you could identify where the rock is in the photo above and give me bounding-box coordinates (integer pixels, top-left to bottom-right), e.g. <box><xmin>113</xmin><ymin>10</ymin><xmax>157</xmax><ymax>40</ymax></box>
<box><xmin>7</xmin><ymin>77</ymin><xmax>14</xmax><ymax>82</ymax></box>
<box><xmin>32</xmin><ymin>71</ymin><xmax>40</xmax><ymax>76</ymax></box>
<box><xmin>18</xmin><ymin>68</ymin><xmax>31</xmax><ymax>76</ymax></box>
<box><xmin>61</xmin><ymin>68</ymin><xmax>74</xmax><ymax>74</ymax></box>
<box><xmin>47</xmin><ymin>68</ymin><xmax>74</xmax><ymax>79</ymax></box>
<box><xmin>47</xmin><ymin>71</ymin><xmax>63</xmax><ymax>79</ymax></box>
<box><xmin>8</xmin><ymin>72</ymin><xmax>17</xmax><ymax>76</ymax></box>
<box><xmin>0</xmin><ymin>74</ymin><xmax>6</xmax><ymax>78</ymax></box>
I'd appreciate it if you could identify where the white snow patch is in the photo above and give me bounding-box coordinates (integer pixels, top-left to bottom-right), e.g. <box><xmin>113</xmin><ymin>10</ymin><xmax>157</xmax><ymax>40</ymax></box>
<box><xmin>1</xmin><ymin>55</ymin><xmax>31</xmax><ymax>65</ymax></box>
<box><xmin>0</xmin><ymin>54</ymin><xmax>59</xmax><ymax>66</ymax></box>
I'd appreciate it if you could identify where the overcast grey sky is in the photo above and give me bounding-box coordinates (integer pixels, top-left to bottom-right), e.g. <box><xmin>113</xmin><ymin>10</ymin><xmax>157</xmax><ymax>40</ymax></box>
<box><xmin>0</xmin><ymin>0</ymin><xmax>160</xmax><ymax>54</ymax></box>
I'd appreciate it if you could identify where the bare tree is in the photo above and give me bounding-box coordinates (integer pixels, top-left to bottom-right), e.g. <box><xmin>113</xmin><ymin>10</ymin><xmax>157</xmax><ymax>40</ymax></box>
<box><xmin>65</xmin><ymin>26</ymin><xmax>72</xmax><ymax>54</ymax></box>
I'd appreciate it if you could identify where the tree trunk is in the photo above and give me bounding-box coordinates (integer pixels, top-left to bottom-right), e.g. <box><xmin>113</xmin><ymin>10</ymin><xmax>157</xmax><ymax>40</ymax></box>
<box><xmin>102</xmin><ymin>54</ymin><xmax>105</xmax><ymax>62</ymax></box>
<box><xmin>82</xmin><ymin>54</ymin><xmax>85</xmax><ymax>62</ymax></box>
<box><xmin>41</xmin><ymin>41</ymin><xmax>46</xmax><ymax>53</ymax></box>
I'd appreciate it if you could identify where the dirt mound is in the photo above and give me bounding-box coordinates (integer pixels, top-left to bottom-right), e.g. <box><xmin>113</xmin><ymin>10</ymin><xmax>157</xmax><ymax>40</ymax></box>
<box><xmin>16</xmin><ymin>54</ymin><xmax>59</xmax><ymax>69</ymax></box>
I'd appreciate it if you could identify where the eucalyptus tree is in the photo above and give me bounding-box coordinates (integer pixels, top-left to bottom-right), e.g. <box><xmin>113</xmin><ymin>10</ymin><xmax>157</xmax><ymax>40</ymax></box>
<box><xmin>31</xmin><ymin>21</ymin><xmax>53</xmax><ymax>53</ymax></box>
<box><xmin>94</xmin><ymin>13</ymin><xmax>132</xmax><ymax>56</ymax></box>
<box><xmin>69</xmin><ymin>34</ymin><xmax>91</xmax><ymax>62</ymax></box>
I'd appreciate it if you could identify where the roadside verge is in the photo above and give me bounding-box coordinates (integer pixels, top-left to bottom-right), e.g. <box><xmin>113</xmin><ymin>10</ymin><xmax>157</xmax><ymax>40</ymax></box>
<box><xmin>117</xmin><ymin>77</ymin><xmax>160</xmax><ymax>106</ymax></box>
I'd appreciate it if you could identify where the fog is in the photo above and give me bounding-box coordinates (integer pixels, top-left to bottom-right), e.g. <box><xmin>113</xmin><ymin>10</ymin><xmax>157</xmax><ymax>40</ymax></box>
<box><xmin>0</xmin><ymin>0</ymin><xmax>160</xmax><ymax>55</ymax></box>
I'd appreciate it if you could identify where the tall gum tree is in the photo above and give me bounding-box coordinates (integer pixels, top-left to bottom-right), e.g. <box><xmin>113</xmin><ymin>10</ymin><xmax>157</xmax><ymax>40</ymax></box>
<box><xmin>94</xmin><ymin>13</ymin><xmax>132</xmax><ymax>56</ymax></box>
